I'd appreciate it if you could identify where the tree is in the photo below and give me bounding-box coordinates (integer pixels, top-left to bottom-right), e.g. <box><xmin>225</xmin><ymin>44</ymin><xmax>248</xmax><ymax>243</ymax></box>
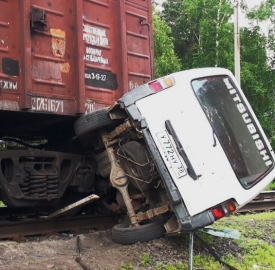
<box><xmin>240</xmin><ymin>27</ymin><xmax>274</xmax><ymax>145</ymax></box>
<box><xmin>162</xmin><ymin>0</ymin><xmax>234</xmax><ymax>69</ymax></box>
<box><xmin>153</xmin><ymin>10</ymin><xmax>181</xmax><ymax>77</ymax></box>
<box><xmin>241</xmin><ymin>0</ymin><xmax>275</xmax><ymax>146</ymax></box>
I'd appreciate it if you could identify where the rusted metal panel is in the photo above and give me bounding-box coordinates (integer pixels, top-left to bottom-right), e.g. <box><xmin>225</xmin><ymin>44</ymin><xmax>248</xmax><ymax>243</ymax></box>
<box><xmin>82</xmin><ymin>0</ymin><xmax>121</xmax><ymax>114</ymax></box>
<box><xmin>29</xmin><ymin>0</ymin><xmax>78</xmax><ymax>115</ymax></box>
<box><xmin>0</xmin><ymin>0</ymin><xmax>21</xmax><ymax>111</ymax></box>
<box><xmin>125</xmin><ymin>1</ymin><xmax>153</xmax><ymax>91</ymax></box>
<box><xmin>0</xmin><ymin>0</ymin><xmax>153</xmax><ymax>116</ymax></box>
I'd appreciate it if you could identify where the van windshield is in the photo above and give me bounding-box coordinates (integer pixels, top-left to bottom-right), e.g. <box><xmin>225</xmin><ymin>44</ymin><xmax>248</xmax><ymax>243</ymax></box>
<box><xmin>192</xmin><ymin>76</ymin><xmax>273</xmax><ymax>189</ymax></box>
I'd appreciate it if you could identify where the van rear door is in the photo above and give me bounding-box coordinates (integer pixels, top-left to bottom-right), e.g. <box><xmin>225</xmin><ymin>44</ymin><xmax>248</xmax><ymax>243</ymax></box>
<box><xmin>135</xmin><ymin>68</ymin><xmax>275</xmax><ymax>216</ymax></box>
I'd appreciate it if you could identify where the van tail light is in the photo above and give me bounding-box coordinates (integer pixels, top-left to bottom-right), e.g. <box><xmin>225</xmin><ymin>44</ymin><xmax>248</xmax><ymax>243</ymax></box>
<box><xmin>211</xmin><ymin>200</ymin><xmax>236</xmax><ymax>221</ymax></box>
<box><xmin>226</xmin><ymin>200</ymin><xmax>236</xmax><ymax>212</ymax></box>
<box><xmin>212</xmin><ymin>206</ymin><xmax>225</xmax><ymax>220</ymax></box>
<box><xmin>148</xmin><ymin>75</ymin><xmax>175</xmax><ymax>93</ymax></box>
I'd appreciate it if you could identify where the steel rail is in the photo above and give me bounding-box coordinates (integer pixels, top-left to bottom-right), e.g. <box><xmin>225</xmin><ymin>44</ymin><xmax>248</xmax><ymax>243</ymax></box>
<box><xmin>237</xmin><ymin>190</ymin><xmax>275</xmax><ymax>213</ymax></box>
<box><xmin>0</xmin><ymin>214</ymin><xmax>117</xmax><ymax>239</ymax></box>
<box><xmin>0</xmin><ymin>191</ymin><xmax>274</xmax><ymax>239</ymax></box>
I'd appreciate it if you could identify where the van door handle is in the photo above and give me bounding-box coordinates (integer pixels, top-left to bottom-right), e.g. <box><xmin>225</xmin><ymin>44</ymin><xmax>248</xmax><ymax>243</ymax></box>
<box><xmin>165</xmin><ymin>120</ymin><xmax>198</xmax><ymax>180</ymax></box>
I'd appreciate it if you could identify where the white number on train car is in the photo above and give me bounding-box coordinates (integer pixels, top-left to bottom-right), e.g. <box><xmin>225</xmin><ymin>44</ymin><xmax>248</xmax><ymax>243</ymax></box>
<box><xmin>85</xmin><ymin>101</ymin><xmax>95</xmax><ymax>114</ymax></box>
<box><xmin>31</xmin><ymin>97</ymin><xmax>64</xmax><ymax>113</ymax></box>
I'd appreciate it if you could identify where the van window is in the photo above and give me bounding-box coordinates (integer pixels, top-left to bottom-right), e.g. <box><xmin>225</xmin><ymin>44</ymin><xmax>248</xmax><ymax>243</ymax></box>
<box><xmin>192</xmin><ymin>76</ymin><xmax>273</xmax><ymax>189</ymax></box>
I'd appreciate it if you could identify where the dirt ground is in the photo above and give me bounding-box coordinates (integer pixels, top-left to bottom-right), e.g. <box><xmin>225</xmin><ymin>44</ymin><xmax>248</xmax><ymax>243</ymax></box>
<box><xmin>0</xmin><ymin>213</ymin><xmax>272</xmax><ymax>269</ymax></box>
<box><xmin>0</xmin><ymin>230</ymin><xmax>192</xmax><ymax>270</ymax></box>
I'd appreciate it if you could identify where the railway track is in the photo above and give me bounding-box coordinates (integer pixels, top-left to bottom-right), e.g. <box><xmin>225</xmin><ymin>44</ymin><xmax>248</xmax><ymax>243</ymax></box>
<box><xmin>0</xmin><ymin>191</ymin><xmax>274</xmax><ymax>240</ymax></box>
<box><xmin>0</xmin><ymin>213</ymin><xmax>117</xmax><ymax>239</ymax></box>
<box><xmin>237</xmin><ymin>190</ymin><xmax>275</xmax><ymax>213</ymax></box>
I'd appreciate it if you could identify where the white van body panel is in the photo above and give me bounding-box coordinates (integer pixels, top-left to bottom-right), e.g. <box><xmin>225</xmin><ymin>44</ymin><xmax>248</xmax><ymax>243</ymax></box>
<box><xmin>136</xmin><ymin>68</ymin><xmax>275</xmax><ymax>216</ymax></box>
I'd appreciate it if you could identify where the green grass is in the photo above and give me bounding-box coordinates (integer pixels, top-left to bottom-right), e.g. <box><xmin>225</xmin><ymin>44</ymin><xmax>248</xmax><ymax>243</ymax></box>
<box><xmin>265</xmin><ymin>181</ymin><xmax>275</xmax><ymax>190</ymax></box>
<box><xmin>121</xmin><ymin>212</ymin><xmax>275</xmax><ymax>270</ymax></box>
<box><xmin>120</xmin><ymin>263</ymin><xmax>134</xmax><ymax>270</ymax></box>
<box><xmin>192</xmin><ymin>212</ymin><xmax>275</xmax><ymax>269</ymax></box>
<box><xmin>154</xmin><ymin>261</ymin><xmax>186</xmax><ymax>270</ymax></box>
<box><xmin>210</xmin><ymin>212</ymin><xmax>275</xmax><ymax>269</ymax></box>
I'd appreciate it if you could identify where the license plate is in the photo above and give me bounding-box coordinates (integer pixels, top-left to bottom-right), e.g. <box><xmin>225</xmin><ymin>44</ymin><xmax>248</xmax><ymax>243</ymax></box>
<box><xmin>156</xmin><ymin>131</ymin><xmax>187</xmax><ymax>179</ymax></box>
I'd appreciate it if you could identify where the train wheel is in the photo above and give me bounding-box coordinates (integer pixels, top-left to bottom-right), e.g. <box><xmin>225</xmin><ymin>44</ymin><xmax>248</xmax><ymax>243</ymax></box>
<box><xmin>111</xmin><ymin>218</ymin><xmax>166</xmax><ymax>245</ymax></box>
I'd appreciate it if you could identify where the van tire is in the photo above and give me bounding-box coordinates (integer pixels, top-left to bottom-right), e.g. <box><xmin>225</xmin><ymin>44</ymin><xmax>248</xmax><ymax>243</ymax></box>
<box><xmin>111</xmin><ymin>218</ymin><xmax>166</xmax><ymax>245</ymax></box>
<box><xmin>74</xmin><ymin>108</ymin><xmax>115</xmax><ymax>137</ymax></box>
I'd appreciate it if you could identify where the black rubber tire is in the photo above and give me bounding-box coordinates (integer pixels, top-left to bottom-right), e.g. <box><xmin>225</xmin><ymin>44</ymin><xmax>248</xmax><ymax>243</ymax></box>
<box><xmin>74</xmin><ymin>108</ymin><xmax>115</xmax><ymax>138</ymax></box>
<box><xmin>118</xmin><ymin>141</ymin><xmax>152</xmax><ymax>191</ymax></box>
<box><xmin>112</xmin><ymin>218</ymin><xmax>166</xmax><ymax>245</ymax></box>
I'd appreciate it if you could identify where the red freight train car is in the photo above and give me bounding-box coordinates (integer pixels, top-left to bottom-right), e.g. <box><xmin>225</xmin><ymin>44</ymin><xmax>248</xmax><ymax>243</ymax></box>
<box><xmin>0</xmin><ymin>0</ymin><xmax>153</xmax><ymax>208</ymax></box>
<box><xmin>0</xmin><ymin>0</ymin><xmax>153</xmax><ymax>135</ymax></box>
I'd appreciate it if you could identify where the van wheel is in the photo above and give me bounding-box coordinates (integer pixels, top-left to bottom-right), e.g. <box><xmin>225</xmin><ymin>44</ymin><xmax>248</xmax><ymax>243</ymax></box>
<box><xmin>74</xmin><ymin>108</ymin><xmax>117</xmax><ymax>137</ymax></box>
<box><xmin>111</xmin><ymin>218</ymin><xmax>166</xmax><ymax>245</ymax></box>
